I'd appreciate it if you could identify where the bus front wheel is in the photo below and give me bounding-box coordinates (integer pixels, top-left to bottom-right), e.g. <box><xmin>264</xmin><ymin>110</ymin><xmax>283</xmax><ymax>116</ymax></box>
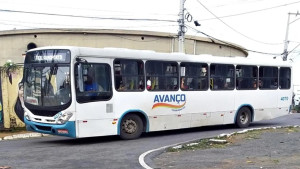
<box><xmin>235</xmin><ymin>107</ymin><xmax>251</xmax><ymax>128</ymax></box>
<box><xmin>120</xmin><ymin>114</ymin><xmax>143</xmax><ymax>140</ymax></box>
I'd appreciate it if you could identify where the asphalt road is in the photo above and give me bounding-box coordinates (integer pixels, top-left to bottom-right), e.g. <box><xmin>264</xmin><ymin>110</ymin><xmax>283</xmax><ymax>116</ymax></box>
<box><xmin>0</xmin><ymin>113</ymin><xmax>299</xmax><ymax>169</ymax></box>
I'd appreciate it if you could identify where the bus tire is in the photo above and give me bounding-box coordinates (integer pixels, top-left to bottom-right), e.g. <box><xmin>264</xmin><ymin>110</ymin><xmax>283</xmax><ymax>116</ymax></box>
<box><xmin>235</xmin><ymin>107</ymin><xmax>251</xmax><ymax>128</ymax></box>
<box><xmin>120</xmin><ymin>114</ymin><xmax>143</xmax><ymax>140</ymax></box>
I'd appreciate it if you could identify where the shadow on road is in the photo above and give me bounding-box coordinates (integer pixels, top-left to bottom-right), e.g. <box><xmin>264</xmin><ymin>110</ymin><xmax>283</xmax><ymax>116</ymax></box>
<box><xmin>40</xmin><ymin>135</ymin><xmax>121</xmax><ymax>145</ymax></box>
<box><xmin>38</xmin><ymin>121</ymin><xmax>284</xmax><ymax>145</ymax></box>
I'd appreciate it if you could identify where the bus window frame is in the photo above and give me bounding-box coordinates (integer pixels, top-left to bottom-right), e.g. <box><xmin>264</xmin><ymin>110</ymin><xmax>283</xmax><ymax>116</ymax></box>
<box><xmin>210</xmin><ymin>63</ymin><xmax>235</xmax><ymax>91</ymax></box>
<box><xmin>75</xmin><ymin>62</ymin><xmax>113</xmax><ymax>103</ymax></box>
<box><xmin>259</xmin><ymin>66</ymin><xmax>278</xmax><ymax>90</ymax></box>
<box><xmin>279</xmin><ymin>67</ymin><xmax>291</xmax><ymax>90</ymax></box>
<box><xmin>180</xmin><ymin>62</ymin><xmax>209</xmax><ymax>91</ymax></box>
<box><xmin>113</xmin><ymin>59</ymin><xmax>145</xmax><ymax>92</ymax></box>
<box><xmin>236</xmin><ymin>65</ymin><xmax>258</xmax><ymax>90</ymax></box>
<box><xmin>145</xmin><ymin>60</ymin><xmax>179</xmax><ymax>91</ymax></box>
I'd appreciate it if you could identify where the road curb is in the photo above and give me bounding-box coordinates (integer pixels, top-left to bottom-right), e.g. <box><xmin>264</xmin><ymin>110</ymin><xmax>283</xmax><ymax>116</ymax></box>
<box><xmin>139</xmin><ymin>125</ymin><xmax>300</xmax><ymax>169</ymax></box>
<box><xmin>0</xmin><ymin>133</ymin><xmax>50</xmax><ymax>141</ymax></box>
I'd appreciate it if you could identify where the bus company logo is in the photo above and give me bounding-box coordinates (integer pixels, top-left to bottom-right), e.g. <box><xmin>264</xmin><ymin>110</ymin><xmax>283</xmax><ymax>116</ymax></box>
<box><xmin>152</xmin><ymin>94</ymin><xmax>186</xmax><ymax>111</ymax></box>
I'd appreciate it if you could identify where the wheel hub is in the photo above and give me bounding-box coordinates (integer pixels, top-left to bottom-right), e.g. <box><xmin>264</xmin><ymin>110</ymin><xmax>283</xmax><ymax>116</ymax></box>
<box><xmin>123</xmin><ymin>119</ymin><xmax>137</xmax><ymax>134</ymax></box>
<box><xmin>240</xmin><ymin>112</ymin><xmax>248</xmax><ymax>124</ymax></box>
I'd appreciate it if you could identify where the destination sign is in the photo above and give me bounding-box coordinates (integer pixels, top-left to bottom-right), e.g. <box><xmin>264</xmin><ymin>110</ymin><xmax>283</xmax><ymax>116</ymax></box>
<box><xmin>34</xmin><ymin>54</ymin><xmax>64</xmax><ymax>62</ymax></box>
<box><xmin>25</xmin><ymin>49</ymin><xmax>71</xmax><ymax>63</ymax></box>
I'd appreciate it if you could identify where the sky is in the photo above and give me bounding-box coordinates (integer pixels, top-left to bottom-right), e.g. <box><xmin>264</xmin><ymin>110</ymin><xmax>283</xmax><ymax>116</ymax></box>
<box><xmin>0</xmin><ymin>0</ymin><xmax>299</xmax><ymax>82</ymax></box>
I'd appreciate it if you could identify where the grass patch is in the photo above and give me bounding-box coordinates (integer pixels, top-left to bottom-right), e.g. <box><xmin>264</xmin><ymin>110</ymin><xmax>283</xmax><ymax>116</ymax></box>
<box><xmin>167</xmin><ymin>126</ymin><xmax>300</xmax><ymax>152</ymax></box>
<box><xmin>244</xmin><ymin>130</ymin><xmax>262</xmax><ymax>140</ymax></box>
<box><xmin>272</xmin><ymin>159</ymin><xmax>280</xmax><ymax>164</ymax></box>
<box><xmin>285</xmin><ymin>127</ymin><xmax>299</xmax><ymax>133</ymax></box>
<box><xmin>168</xmin><ymin>138</ymin><xmax>227</xmax><ymax>152</ymax></box>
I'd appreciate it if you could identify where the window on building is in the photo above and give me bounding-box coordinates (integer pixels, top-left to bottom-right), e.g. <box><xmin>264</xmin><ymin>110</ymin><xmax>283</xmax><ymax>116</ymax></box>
<box><xmin>279</xmin><ymin>67</ymin><xmax>291</xmax><ymax>89</ymax></box>
<box><xmin>180</xmin><ymin>62</ymin><xmax>208</xmax><ymax>91</ymax></box>
<box><xmin>114</xmin><ymin>59</ymin><xmax>144</xmax><ymax>91</ymax></box>
<box><xmin>146</xmin><ymin>61</ymin><xmax>178</xmax><ymax>91</ymax></box>
<box><xmin>210</xmin><ymin>64</ymin><xmax>235</xmax><ymax>90</ymax></box>
<box><xmin>259</xmin><ymin>66</ymin><xmax>278</xmax><ymax>90</ymax></box>
<box><xmin>236</xmin><ymin>65</ymin><xmax>258</xmax><ymax>90</ymax></box>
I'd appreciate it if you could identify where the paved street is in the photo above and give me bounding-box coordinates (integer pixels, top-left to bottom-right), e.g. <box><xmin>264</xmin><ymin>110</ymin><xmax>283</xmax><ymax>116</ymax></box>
<box><xmin>0</xmin><ymin>113</ymin><xmax>299</xmax><ymax>169</ymax></box>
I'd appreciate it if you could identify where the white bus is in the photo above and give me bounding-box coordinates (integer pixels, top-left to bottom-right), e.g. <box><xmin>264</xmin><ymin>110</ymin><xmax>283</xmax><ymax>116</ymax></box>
<box><xmin>23</xmin><ymin>46</ymin><xmax>293</xmax><ymax>139</ymax></box>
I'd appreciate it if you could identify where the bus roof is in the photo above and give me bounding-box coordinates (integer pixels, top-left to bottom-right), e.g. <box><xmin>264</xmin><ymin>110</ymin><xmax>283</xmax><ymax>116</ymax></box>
<box><xmin>29</xmin><ymin>46</ymin><xmax>291</xmax><ymax>67</ymax></box>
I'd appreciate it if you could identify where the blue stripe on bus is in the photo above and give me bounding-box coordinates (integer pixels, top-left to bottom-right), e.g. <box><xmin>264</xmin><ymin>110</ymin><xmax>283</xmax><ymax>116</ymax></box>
<box><xmin>117</xmin><ymin>109</ymin><xmax>150</xmax><ymax>135</ymax></box>
<box><xmin>24</xmin><ymin>118</ymin><xmax>76</xmax><ymax>138</ymax></box>
<box><xmin>234</xmin><ymin>104</ymin><xmax>255</xmax><ymax>123</ymax></box>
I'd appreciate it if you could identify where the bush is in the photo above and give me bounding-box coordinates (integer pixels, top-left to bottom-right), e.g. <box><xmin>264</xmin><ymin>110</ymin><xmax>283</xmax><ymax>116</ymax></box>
<box><xmin>294</xmin><ymin>105</ymin><xmax>300</xmax><ymax>113</ymax></box>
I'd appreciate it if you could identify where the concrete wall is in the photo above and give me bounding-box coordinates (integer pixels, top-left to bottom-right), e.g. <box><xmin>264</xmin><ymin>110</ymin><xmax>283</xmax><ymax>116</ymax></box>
<box><xmin>0</xmin><ymin>29</ymin><xmax>247</xmax><ymax>65</ymax></box>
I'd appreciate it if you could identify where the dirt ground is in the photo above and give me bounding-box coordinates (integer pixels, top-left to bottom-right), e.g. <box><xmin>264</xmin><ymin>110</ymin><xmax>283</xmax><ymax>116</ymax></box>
<box><xmin>153</xmin><ymin>127</ymin><xmax>300</xmax><ymax>169</ymax></box>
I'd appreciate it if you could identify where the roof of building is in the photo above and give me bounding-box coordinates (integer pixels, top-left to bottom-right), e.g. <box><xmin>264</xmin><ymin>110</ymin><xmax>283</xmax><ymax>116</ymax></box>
<box><xmin>0</xmin><ymin>28</ymin><xmax>248</xmax><ymax>56</ymax></box>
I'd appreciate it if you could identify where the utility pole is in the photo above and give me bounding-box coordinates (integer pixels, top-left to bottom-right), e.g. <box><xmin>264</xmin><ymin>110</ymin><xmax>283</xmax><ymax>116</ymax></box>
<box><xmin>178</xmin><ymin>0</ymin><xmax>185</xmax><ymax>53</ymax></box>
<box><xmin>283</xmin><ymin>12</ymin><xmax>299</xmax><ymax>61</ymax></box>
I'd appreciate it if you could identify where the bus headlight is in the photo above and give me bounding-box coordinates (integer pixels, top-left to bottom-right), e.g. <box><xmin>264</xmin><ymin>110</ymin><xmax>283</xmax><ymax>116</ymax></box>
<box><xmin>57</xmin><ymin>112</ymin><xmax>73</xmax><ymax>124</ymax></box>
<box><xmin>25</xmin><ymin>114</ymin><xmax>31</xmax><ymax>121</ymax></box>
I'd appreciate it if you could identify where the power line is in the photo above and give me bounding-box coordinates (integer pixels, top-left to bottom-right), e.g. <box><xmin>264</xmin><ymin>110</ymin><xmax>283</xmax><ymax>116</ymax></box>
<box><xmin>194</xmin><ymin>0</ymin><xmax>284</xmax><ymax>45</ymax></box>
<box><xmin>186</xmin><ymin>25</ymin><xmax>282</xmax><ymax>56</ymax></box>
<box><xmin>1</xmin><ymin>1</ymin><xmax>178</xmax><ymax>17</ymax></box>
<box><xmin>0</xmin><ymin>9</ymin><xmax>177</xmax><ymax>23</ymax></box>
<box><xmin>0</xmin><ymin>18</ymin><xmax>177</xmax><ymax>30</ymax></box>
<box><xmin>198</xmin><ymin>0</ymin><xmax>300</xmax><ymax>21</ymax></box>
<box><xmin>288</xmin><ymin>43</ymin><xmax>300</xmax><ymax>55</ymax></box>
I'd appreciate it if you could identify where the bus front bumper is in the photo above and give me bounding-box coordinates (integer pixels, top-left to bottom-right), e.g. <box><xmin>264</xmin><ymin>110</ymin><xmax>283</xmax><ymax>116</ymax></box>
<box><xmin>24</xmin><ymin>118</ymin><xmax>76</xmax><ymax>138</ymax></box>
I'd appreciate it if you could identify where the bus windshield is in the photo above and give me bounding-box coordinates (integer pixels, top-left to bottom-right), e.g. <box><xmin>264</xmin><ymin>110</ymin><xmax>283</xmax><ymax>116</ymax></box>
<box><xmin>23</xmin><ymin>49</ymin><xmax>71</xmax><ymax>108</ymax></box>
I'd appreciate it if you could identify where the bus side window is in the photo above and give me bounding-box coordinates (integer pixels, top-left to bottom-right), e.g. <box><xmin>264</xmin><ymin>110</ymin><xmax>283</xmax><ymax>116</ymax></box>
<box><xmin>180</xmin><ymin>62</ymin><xmax>208</xmax><ymax>91</ymax></box>
<box><xmin>236</xmin><ymin>65</ymin><xmax>258</xmax><ymax>90</ymax></box>
<box><xmin>210</xmin><ymin>64</ymin><xmax>234</xmax><ymax>90</ymax></box>
<box><xmin>114</xmin><ymin>59</ymin><xmax>144</xmax><ymax>91</ymax></box>
<box><xmin>279</xmin><ymin>67</ymin><xmax>291</xmax><ymax>89</ymax></box>
<box><xmin>146</xmin><ymin>61</ymin><xmax>178</xmax><ymax>91</ymax></box>
<box><xmin>76</xmin><ymin>63</ymin><xmax>112</xmax><ymax>102</ymax></box>
<box><xmin>259</xmin><ymin>66</ymin><xmax>278</xmax><ymax>90</ymax></box>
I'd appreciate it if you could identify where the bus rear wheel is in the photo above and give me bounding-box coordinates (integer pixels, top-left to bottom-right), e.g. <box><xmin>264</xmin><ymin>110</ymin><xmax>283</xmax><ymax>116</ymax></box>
<box><xmin>235</xmin><ymin>107</ymin><xmax>251</xmax><ymax>128</ymax></box>
<box><xmin>120</xmin><ymin>114</ymin><xmax>143</xmax><ymax>140</ymax></box>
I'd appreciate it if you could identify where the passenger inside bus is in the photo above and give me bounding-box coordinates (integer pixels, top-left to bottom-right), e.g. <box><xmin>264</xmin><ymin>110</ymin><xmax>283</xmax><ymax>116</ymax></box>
<box><xmin>146</xmin><ymin>78</ymin><xmax>151</xmax><ymax>90</ymax></box>
<box><xmin>201</xmin><ymin>67</ymin><xmax>207</xmax><ymax>76</ymax></box>
<box><xmin>138</xmin><ymin>78</ymin><xmax>144</xmax><ymax>90</ymax></box>
<box><xmin>181</xmin><ymin>78</ymin><xmax>188</xmax><ymax>89</ymax></box>
<box><xmin>84</xmin><ymin>74</ymin><xmax>103</xmax><ymax>92</ymax></box>
<box><xmin>118</xmin><ymin>80</ymin><xmax>126</xmax><ymax>90</ymax></box>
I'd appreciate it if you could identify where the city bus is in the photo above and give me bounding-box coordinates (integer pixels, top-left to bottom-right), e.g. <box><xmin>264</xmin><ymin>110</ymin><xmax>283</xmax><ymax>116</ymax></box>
<box><xmin>23</xmin><ymin>46</ymin><xmax>293</xmax><ymax>139</ymax></box>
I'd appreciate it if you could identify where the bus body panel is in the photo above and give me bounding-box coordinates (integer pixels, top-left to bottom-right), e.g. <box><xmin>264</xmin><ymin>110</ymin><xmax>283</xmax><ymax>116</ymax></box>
<box><xmin>22</xmin><ymin>46</ymin><xmax>293</xmax><ymax>139</ymax></box>
<box><xmin>76</xmin><ymin>101</ymin><xmax>117</xmax><ymax>138</ymax></box>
